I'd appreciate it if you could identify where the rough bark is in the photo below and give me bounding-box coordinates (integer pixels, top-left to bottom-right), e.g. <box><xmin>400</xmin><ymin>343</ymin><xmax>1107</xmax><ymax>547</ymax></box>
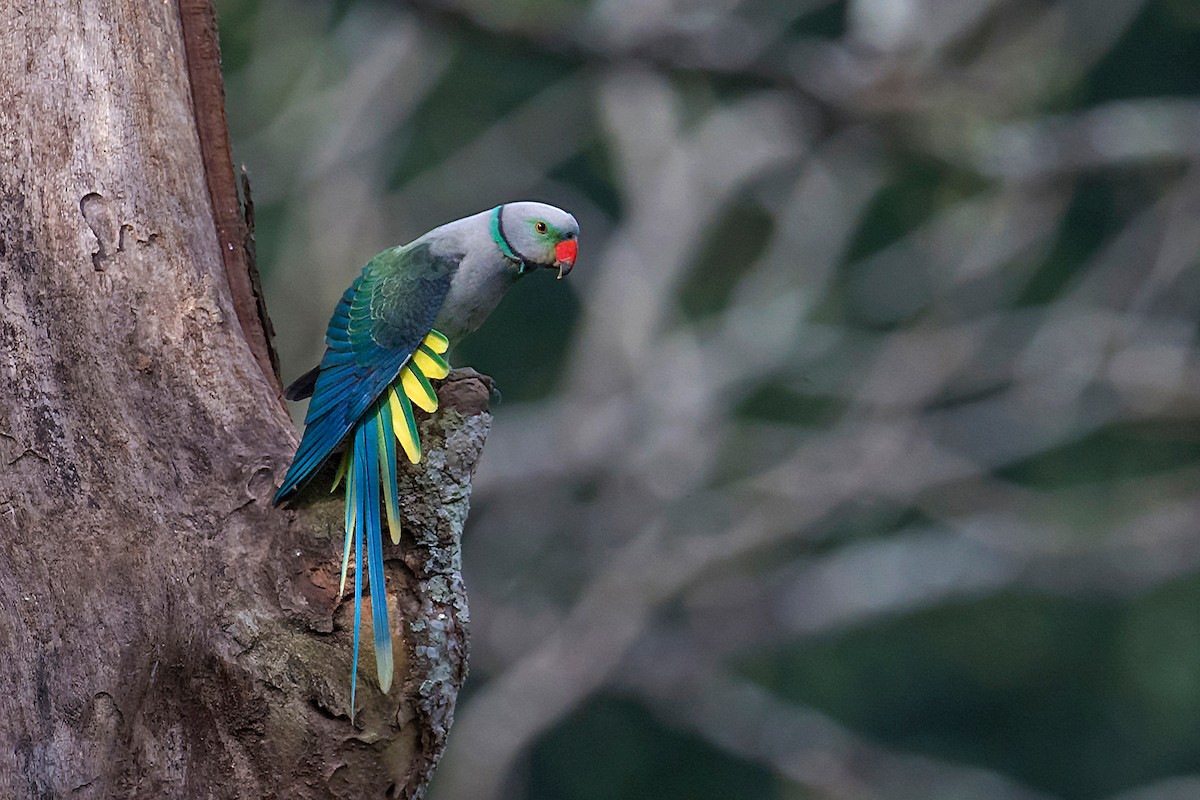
<box><xmin>0</xmin><ymin>2</ymin><xmax>483</xmax><ymax>797</ymax></box>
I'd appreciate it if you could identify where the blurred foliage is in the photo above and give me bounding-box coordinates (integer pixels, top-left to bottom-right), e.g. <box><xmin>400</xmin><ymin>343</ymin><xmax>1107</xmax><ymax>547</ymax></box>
<box><xmin>528</xmin><ymin>697</ymin><xmax>779</xmax><ymax>799</ymax></box>
<box><xmin>217</xmin><ymin>1</ymin><xmax>1200</xmax><ymax>798</ymax></box>
<box><xmin>741</xmin><ymin>579</ymin><xmax>1200</xmax><ymax>799</ymax></box>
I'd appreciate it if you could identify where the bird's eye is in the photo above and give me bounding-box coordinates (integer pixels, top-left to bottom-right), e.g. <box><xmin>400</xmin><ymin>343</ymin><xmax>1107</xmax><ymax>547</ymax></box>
<box><xmin>535</xmin><ymin>221</ymin><xmax>548</xmax><ymax>234</ymax></box>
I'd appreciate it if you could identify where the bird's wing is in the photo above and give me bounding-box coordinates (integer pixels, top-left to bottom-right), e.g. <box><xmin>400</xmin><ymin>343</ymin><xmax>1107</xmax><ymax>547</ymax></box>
<box><xmin>274</xmin><ymin>242</ymin><xmax>456</xmax><ymax>503</ymax></box>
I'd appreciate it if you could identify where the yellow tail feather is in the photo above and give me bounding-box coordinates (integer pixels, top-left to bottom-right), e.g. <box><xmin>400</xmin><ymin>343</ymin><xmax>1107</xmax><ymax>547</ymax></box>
<box><xmin>413</xmin><ymin>347</ymin><xmax>450</xmax><ymax>380</ymax></box>
<box><xmin>423</xmin><ymin>329</ymin><xmax>449</xmax><ymax>354</ymax></box>
<box><xmin>401</xmin><ymin>365</ymin><xmax>439</xmax><ymax>413</ymax></box>
<box><xmin>388</xmin><ymin>387</ymin><xmax>421</xmax><ymax>464</ymax></box>
<box><xmin>338</xmin><ymin>455</ymin><xmax>356</xmax><ymax>596</ymax></box>
<box><xmin>375</xmin><ymin>411</ymin><xmax>402</xmax><ymax>545</ymax></box>
<box><xmin>331</xmin><ymin>449</ymin><xmax>350</xmax><ymax>491</ymax></box>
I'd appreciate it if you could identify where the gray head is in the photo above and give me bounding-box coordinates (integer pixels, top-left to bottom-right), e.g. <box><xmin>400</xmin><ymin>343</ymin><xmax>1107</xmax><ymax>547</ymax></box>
<box><xmin>490</xmin><ymin>201</ymin><xmax>579</xmax><ymax>278</ymax></box>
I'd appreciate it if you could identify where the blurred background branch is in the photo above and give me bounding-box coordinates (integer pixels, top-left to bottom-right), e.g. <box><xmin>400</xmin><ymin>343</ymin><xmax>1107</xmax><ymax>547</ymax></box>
<box><xmin>217</xmin><ymin>0</ymin><xmax>1200</xmax><ymax>797</ymax></box>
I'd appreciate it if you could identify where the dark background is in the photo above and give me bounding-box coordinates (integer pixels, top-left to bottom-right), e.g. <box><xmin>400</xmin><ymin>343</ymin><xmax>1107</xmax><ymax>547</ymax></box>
<box><xmin>216</xmin><ymin>1</ymin><xmax>1200</xmax><ymax>798</ymax></box>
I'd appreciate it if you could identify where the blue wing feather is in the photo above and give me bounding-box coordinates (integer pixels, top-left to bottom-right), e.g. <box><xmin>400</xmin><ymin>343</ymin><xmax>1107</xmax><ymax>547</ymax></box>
<box><xmin>274</xmin><ymin>243</ymin><xmax>456</xmax><ymax>503</ymax></box>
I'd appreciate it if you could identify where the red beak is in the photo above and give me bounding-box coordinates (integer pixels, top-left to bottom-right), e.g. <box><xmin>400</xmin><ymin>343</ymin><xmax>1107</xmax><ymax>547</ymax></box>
<box><xmin>554</xmin><ymin>239</ymin><xmax>577</xmax><ymax>278</ymax></box>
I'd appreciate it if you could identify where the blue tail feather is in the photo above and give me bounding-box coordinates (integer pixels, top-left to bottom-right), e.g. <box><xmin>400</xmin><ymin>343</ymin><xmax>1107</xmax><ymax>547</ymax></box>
<box><xmin>349</xmin><ymin>445</ymin><xmax>363</xmax><ymax>720</ymax></box>
<box><xmin>344</xmin><ymin>406</ymin><xmax>397</xmax><ymax>720</ymax></box>
<box><xmin>362</xmin><ymin>406</ymin><xmax>394</xmax><ymax>694</ymax></box>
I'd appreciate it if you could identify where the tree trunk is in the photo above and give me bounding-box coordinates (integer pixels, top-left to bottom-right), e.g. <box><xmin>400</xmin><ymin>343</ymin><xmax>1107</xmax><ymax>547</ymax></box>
<box><xmin>0</xmin><ymin>2</ymin><xmax>486</xmax><ymax>797</ymax></box>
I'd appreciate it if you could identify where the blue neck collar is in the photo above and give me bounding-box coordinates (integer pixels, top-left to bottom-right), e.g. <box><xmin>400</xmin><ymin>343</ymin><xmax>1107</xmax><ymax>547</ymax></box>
<box><xmin>490</xmin><ymin>205</ymin><xmax>529</xmax><ymax>275</ymax></box>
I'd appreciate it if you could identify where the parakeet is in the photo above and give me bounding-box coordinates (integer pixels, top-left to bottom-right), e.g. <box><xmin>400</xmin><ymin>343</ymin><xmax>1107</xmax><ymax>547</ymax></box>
<box><xmin>274</xmin><ymin>202</ymin><xmax>579</xmax><ymax>716</ymax></box>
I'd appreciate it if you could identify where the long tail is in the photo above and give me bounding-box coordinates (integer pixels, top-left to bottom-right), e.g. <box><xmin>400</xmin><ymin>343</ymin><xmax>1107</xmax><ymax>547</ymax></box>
<box><xmin>335</xmin><ymin>330</ymin><xmax>450</xmax><ymax>719</ymax></box>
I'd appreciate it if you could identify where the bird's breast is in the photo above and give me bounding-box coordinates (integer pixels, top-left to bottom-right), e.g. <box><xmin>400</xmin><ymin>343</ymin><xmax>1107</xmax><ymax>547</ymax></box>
<box><xmin>433</xmin><ymin>252</ymin><xmax>518</xmax><ymax>341</ymax></box>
